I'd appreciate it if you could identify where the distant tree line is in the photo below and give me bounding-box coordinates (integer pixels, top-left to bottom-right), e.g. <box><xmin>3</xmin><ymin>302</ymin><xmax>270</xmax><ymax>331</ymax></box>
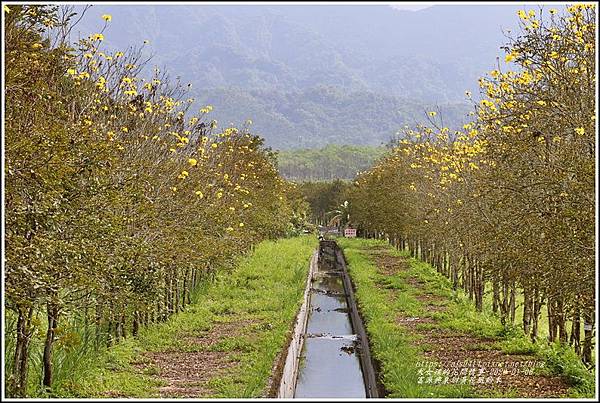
<box><xmin>277</xmin><ymin>144</ymin><xmax>386</xmax><ymax>181</ymax></box>
<box><xmin>296</xmin><ymin>180</ymin><xmax>352</xmax><ymax>226</ymax></box>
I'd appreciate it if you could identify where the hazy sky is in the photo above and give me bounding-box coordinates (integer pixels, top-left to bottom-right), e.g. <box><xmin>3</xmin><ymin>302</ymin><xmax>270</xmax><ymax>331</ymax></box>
<box><xmin>390</xmin><ymin>3</ymin><xmax>434</xmax><ymax>11</ymax></box>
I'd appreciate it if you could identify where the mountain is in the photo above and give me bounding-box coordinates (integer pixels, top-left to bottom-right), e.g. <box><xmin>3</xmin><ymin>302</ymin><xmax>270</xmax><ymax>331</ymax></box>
<box><xmin>193</xmin><ymin>86</ymin><xmax>472</xmax><ymax>149</ymax></box>
<box><xmin>71</xmin><ymin>4</ymin><xmax>523</xmax><ymax>149</ymax></box>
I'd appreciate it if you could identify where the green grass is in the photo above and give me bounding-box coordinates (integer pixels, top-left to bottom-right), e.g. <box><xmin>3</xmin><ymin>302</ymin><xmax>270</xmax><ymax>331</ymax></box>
<box><xmin>44</xmin><ymin>236</ymin><xmax>317</xmax><ymax>398</ymax></box>
<box><xmin>337</xmin><ymin>238</ymin><xmax>472</xmax><ymax>397</ymax></box>
<box><xmin>337</xmin><ymin>237</ymin><xmax>595</xmax><ymax>398</ymax></box>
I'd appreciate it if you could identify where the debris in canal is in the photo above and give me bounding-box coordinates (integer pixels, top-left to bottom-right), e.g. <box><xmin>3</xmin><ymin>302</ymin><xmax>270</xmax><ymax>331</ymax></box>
<box><xmin>340</xmin><ymin>344</ymin><xmax>356</xmax><ymax>355</ymax></box>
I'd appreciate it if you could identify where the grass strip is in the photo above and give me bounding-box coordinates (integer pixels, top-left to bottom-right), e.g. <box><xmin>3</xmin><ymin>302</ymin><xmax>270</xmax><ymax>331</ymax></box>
<box><xmin>337</xmin><ymin>237</ymin><xmax>594</xmax><ymax>398</ymax></box>
<box><xmin>50</xmin><ymin>236</ymin><xmax>317</xmax><ymax>398</ymax></box>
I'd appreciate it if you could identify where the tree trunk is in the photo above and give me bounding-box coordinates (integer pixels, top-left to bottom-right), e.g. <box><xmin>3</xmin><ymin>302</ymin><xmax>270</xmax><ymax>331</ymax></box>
<box><xmin>452</xmin><ymin>254</ymin><xmax>458</xmax><ymax>290</ymax></box>
<box><xmin>467</xmin><ymin>257</ymin><xmax>474</xmax><ymax>302</ymax></box>
<box><xmin>582</xmin><ymin>308</ymin><xmax>595</xmax><ymax>366</ymax></box>
<box><xmin>531</xmin><ymin>288</ymin><xmax>542</xmax><ymax>342</ymax></box>
<box><xmin>10</xmin><ymin>306</ymin><xmax>34</xmax><ymax>397</ymax></box>
<box><xmin>183</xmin><ymin>267</ymin><xmax>191</xmax><ymax>306</ymax></box>
<box><xmin>43</xmin><ymin>304</ymin><xmax>60</xmax><ymax>389</ymax></box>
<box><xmin>547</xmin><ymin>298</ymin><xmax>556</xmax><ymax>343</ymax></box>
<box><xmin>500</xmin><ymin>280</ymin><xmax>509</xmax><ymax>326</ymax></box>
<box><xmin>570</xmin><ymin>306</ymin><xmax>581</xmax><ymax>356</ymax></box>
<box><xmin>557</xmin><ymin>298</ymin><xmax>568</xmax><ymax>343</ymax></box>
<box><xmin>114</xmin><ymin>315</ymin><xmax>121</xmax><ymax>342</ymax></box>
<box><xmin>509</xmin><ymin>283</ymin><xmax>516</xmax><ymax>324</ymax></box>
<box><xmin>492</xmin><ymin>280</ymin><xmax>500</xmax><ymax>315</ymax></box>
<box><xmin>474</xmin><ymin>262</ymin><xmax>484</xmax><ymax>312</ymax></box>
<box><xmin>175</xmin><ymin>271</ymin><xmax>181</xmax><ymax>313</ymax></box>
<box><xmin>522</xmin><ymin>287</ymin><xmax>532</xmax><ymax>335</ymax></box>
<box><xmin>132</xmin><ymin>310</ymin><xmax>139</xmax><ymax>337</ymax></box>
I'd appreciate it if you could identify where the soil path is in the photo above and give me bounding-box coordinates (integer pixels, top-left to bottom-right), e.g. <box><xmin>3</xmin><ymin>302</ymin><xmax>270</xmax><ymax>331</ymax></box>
<box><xmin>362</xmin><ymin>247</ymin><xmax>570</xmax><ymax>398</ymax></box>
<box><xmin>132</xmin><ymin>318</ymin><xmax>259</xmax><ymax>397</ymax></box>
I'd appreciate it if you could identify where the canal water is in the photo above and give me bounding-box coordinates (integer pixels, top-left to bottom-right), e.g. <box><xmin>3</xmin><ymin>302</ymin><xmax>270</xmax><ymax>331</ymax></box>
<box><xmin>293</xmin><ymin>249</ymin><xmax>367</xmax><ymax>398</ymax></box>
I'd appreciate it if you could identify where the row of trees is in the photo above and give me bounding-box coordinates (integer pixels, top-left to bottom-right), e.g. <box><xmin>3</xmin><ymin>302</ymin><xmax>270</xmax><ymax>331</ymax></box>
<box><xmin>348</xmin><ymin>5</ymin><xmax>595</xmax><ymax>365</ymax></box>
<box><xmin>4</xmin><ymin>5</ymin><xmax>307</xmax><ymax>396</ymax></box>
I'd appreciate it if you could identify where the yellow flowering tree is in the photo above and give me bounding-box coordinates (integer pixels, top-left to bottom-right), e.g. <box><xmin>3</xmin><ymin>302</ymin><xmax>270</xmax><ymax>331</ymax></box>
<box><xmin>347</xmin><ymin>4</ymin><xmax>596</xmax><ymax>364</ymax></box>
<box><xmin>4</xmin><ymin>5</ymin><xmax>307</xmax><ymax>396</ymax></box>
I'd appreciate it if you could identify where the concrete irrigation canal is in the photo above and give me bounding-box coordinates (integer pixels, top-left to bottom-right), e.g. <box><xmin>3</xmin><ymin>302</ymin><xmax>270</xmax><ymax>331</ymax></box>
<box><xmin>277</xmin><ymin>240</ymin><xmax>380</xmax><ymax>398</ymax></box>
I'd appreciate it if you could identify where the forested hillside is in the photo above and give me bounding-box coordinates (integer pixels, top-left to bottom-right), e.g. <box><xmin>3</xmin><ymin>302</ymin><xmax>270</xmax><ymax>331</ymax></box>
<box><xmin>71</xmin><ymin>4</ymin><xmax>522</xmax><ymax>148</ymax></box>
<box><xmin>194</xmin><ymin>87</ymin><xmax>471</xmax><ymax>149</ymax></box>
<box><xmin>277</xmin><ymin>145</ymin><xmax>386</xmax><ymax>181</ymax></box>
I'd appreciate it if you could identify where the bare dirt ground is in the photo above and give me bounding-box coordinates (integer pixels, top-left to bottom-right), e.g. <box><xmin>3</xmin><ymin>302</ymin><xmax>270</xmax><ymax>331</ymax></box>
<box><xmin>132</xmin><ymin>318</ymin><xmax>259</xmax><ymax>397</ymax></box>
<box><xmin>365</xmin><ymin>248</ymin><xmax>571</xmax><ymax>398</ymax></box>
